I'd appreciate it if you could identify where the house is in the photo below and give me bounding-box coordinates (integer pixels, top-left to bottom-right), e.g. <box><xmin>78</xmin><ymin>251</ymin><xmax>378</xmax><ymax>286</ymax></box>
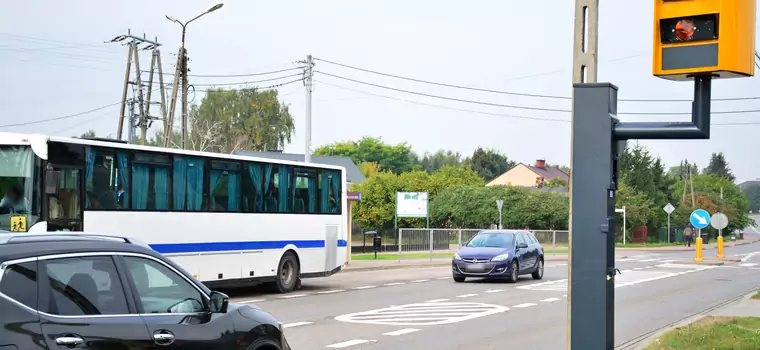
<box><xmin>739</xmin><ymin>179</ymin><xmax>760</xmax><ymax>191</ymax></box>
<box><xmin>231</xmin><ymin>150</ymin><xmax>366</xmax><ymax>185</ymax></box>
<box><xmin>486</xmin><ymin>159</ymin><xmax>569</xmax><ymax>188</ymax></box>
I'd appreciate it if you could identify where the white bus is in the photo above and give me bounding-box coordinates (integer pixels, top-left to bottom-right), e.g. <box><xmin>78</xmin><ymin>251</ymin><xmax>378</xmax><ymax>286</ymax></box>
<box><xmin>0</xmin><ymin>132</ymin><xmax>347</xmax><ymax>293</ymax></box>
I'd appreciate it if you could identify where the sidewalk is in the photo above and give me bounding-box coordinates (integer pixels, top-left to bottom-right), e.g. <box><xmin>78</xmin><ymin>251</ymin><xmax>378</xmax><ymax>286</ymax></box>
<box><xmin>617</xmin><ymin>237</ymin><xmax>760</xmax><ymax>252</ymax></box>
<box><xmin>344</xmin><ymin>254</ymin><xmax>568</xmax><ymax>273</ymax></box>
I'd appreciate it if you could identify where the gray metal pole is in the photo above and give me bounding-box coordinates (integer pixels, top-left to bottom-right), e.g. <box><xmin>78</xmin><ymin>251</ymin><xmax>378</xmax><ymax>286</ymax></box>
<box><xmin>132</xmin><ymin>46</ymin><xmax>147</xmax><ymax>144</ymax></box>
<box><xmin>181</xmin><ymin>47</ymin><xmax>189</xmax><ymax>149</ymax></box>
<box><xmin>117</xmin><ymin>43</ymin><xmax>134</xmax><ymax>141</ymax></box>
<box><xmin>498</xmin><ymin>210</ymin><xmax>502</xmax><ymax>229</ymax></box>
<box><xmin>305</xmin><ymin>55</ymin><xmax>313</xmax><ymax>163</ymax></box>
<box><xmin>668</xmin><ymin>214</ymin><xmax>671</xmax><ymax>243</ymax></box>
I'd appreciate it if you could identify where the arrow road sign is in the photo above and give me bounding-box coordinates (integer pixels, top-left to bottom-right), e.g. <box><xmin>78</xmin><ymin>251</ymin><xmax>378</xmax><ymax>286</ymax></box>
<box><xmin>710</xmin><ymin>212</ymin><xmax>728</xmax><ymax>230</ymax></box>
<box><xmin>690</xmin><ymin>209</ymin><xmax>710</xmax><ymax>229</ymax></box>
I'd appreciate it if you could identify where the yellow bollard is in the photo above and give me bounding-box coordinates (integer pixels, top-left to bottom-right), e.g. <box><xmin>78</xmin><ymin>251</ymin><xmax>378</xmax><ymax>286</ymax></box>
<box><xmin>694</xmin><ymin>237</ymin><xmax>703</xmax><ymax>262</ymax></box>
<box><xmin>717</xmin><ymin>235</ymin><xmax>725</xmax><ymax>259</ymax></box>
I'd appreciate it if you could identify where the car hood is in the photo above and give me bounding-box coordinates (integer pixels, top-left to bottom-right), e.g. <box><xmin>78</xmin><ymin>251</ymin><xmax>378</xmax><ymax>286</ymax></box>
<box><xmin>457</xmin><ymin>247</ymin><xmax>511</xmax><ymax>259</ymax></box>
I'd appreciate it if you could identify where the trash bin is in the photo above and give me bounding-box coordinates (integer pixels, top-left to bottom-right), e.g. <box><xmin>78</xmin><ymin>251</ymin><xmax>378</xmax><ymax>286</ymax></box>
<box><xmin>700</xmin><ymin>234</ymin><xmax>709</xmax><ymax>244</ymax></box>
<box><xmin>372</xmin><ymin>235</ymin><xmax>382</xmax><ymax>259</ymax></box>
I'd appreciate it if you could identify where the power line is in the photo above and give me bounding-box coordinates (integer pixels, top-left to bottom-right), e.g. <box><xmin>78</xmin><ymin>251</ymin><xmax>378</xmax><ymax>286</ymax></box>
<box><xmin>193</xmin><ymin>78</ymin><xmax>304</xmax><ymax>93</ymax></box>
<box><xmin>314</xmin><ymin>57</ymin><xmax>760</xmax><ymax>103</ymax></box>
<box><xmin>190</xmin><ymin>73</ymin><xmax>303</xmax><ymax>87</ymax></box>
<box><xmin>154</xmin><ymin>66</ymin><xmax>304</xmax><ymax>78</ymax></box>
<box><xmin>0</xmin><ymin>102</ymin><xmax>122</xmax><ymax>128</ymax></box>
<box><xmin>0</xmin><ymin>32</ymin><xmax>119</xmax><ymax>54</ymax></box>
<box><xmin>315</xmin><ymin>79</ymin><xmax>760</xmax><ymax>127</ymax></box>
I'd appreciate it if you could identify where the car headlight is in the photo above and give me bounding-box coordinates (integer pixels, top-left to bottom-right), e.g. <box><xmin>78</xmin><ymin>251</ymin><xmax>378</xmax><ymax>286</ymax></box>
<box><xmin>491</xmin><ymin>253</ymin><xmax>509</xmax><ymax>262</ymax></box>
<box><xmin>453</xmin><ymin>253</ymin><xmax>462</xmax><ymax>260</ymax></box>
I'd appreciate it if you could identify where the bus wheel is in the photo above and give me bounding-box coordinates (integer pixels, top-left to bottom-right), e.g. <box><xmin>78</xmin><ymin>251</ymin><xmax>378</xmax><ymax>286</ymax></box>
<box><xmin>274</xmin><ymin>251</ymin><xmax>300</xmax><ymax>293</ymax></box>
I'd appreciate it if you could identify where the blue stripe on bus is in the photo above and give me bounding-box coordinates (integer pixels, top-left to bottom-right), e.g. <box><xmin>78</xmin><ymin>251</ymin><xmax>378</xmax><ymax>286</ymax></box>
<box><xmin>150</xmin><ymin>239</ymin><xmax>348</xmax><ymax>254</ymax></box>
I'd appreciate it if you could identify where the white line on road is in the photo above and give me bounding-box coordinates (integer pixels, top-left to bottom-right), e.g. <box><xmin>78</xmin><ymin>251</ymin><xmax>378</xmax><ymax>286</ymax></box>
<box><xmin>513</xmin><ymin>303</ymin><xmax>537</xmax><ymax>308</ymax></box>
<box><xmin>640</xmin><ymin>258</ymin><xmax>662</xmax><ymax>262</ymax></box>
<box><xmin>239</xmin><ymin>299</ymin><xmax>264</xmax><ymax>304</ymax></box>
<box><xmin>540</xmin><ymin>298</ymin><xmax>560</xmax><ymax>302</ymax></box>
<box><xmin>354</xmin><ymin>286</ymin><xmax>377</xmax><ymax>290</ymax></box>
<box><xmin>383</xmin><ymin>328</ymin><xmax>421</xmax><ymax>336</ymax></box>
<box><xmin>425</xmin><ymin>299</ymin><xmax>450</xmax><ymax>303</ymax></box>
<box><xmin>437</xmin><ymin>277</ymin><xmax>450</xmax><ymax>280</ymax></box>
<box><xmin>456</xmin><ymin>294</ymin><xmax>478</xmax><ymax>298</ymax></box>
<box><xmin>617</xmin><ymin>258</ymin><xmax>635</xmax><ymax>262</ymax></box>
<box><xmin>384</xmin><ymin>282</ymin><xmax>405</xmax><ymax>286</ymax></box>
<box><xmin>485</xmin><ymin>289</ymin><xmax>504</xmax><ymax>293</ymax></box>
<box><xmin>741</xmin><ymin>252</ymin><xmax>760</xmax><ymax>262</ymax></box>
<box><xmin>325</xmin><ymin>339</ymin><xmax>377</xmax><ymax>348</ymax></box>
<box><xmin>633</xmin><ymin>267</ymin><xmax>644</xmax><ymax>270</ymax></box>
<box><xmin>279</xmin><ymin>294</ymin><xmax>307</xmax><ymax>299</ymax></box>
<box><xmin>411</xmin><ymin>279</ymin><xmax>430</xmax><ymax>283</ymax></box>
<box><xmin>562</xmin><ymin>294</ymin><xmax>568</xmax><ymax>297</ymax></box>
<box><xmin>739</xmin><ymin>263</ymin><xmax>759</xmax><ymax>267</ymax></box>
<box><xmin>282</xmin><ymin>322</ymin><xmax>313</xmax><ymax>328</ymax></box>
<box><xmin>318</xmin><ymin>290</ymin><xmax>346</xmax><ymax>294</ymax></box>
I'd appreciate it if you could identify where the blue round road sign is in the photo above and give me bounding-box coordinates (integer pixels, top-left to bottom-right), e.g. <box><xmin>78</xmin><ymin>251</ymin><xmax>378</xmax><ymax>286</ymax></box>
<box><xmin>690</xmin><ymin>209</ymin><xmax>711</xmax><ymax>229</ymax></box>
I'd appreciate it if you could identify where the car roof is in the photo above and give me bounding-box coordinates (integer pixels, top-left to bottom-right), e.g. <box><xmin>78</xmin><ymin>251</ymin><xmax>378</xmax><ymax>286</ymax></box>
<box><xmin>477</xmin><ymin>230</ymin><xmax>523</xmax><ymax>235</ymax></box>
<box><xmin>0</xmin><ymin>237</ymin><xmax>160</xmax><ymax>262</ymax></box>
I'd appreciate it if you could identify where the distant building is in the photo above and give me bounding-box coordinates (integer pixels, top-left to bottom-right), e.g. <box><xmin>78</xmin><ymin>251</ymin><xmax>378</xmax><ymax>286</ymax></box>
<box><xmin>231</xmin><ymin>150</ymin><xmax>366</xmax><ymax>185</ymax></box>
<box><xmin>738</xmin><ymin>179</ymin><xmax>760</xmax><ymax>191</ymax></box>
<box><xmin>486</xmin><ymin>159</ymin><xmax>569</xmax><ymax>188</ymax></box>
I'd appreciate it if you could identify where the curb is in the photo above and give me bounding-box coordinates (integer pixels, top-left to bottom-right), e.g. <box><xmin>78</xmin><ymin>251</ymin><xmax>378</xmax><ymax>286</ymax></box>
<box><xmin>616</xmin><ymin>239</ymin><xmax>759</xmax><ymax>252</ymax></box>
<box><xmin>344</xmin><ymin>255</ymin><xmax>569</xmax><ymax>273</ymax></box>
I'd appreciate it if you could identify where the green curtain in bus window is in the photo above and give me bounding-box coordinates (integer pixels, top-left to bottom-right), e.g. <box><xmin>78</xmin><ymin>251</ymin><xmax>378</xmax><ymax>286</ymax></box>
<box><xmin>117</xmin><ymin>152</ymin><xmax>129</xmax><ymax>209</ymax></box>
<box><xmin>131</xmin><ymin>164</ymin><xmax>150</xmax><ymax>210</ymax></box>
<box><xmin>330</xmin><ymin>171</ymin><xmax>340</xmax><ymax>213</ymax></box>
<box><xmin>307</xmin><ymin>177</ymin><xmax>316</xmax><ymax>213</ymax></box>
<box><xmin>320</xmin><ymin>171</ymin><xmax>330</xmax><ymax>213</ymax></box>
<box><xmin>228</xmin><ymin>171</ymin><xmax>239</xmax><ymax>211</ymax></box>
<box><xmin>263</xmin><ymin>164</ymin><xmax>273</xmax><ymax>212</ymax></box>
<box><xmin>209</xmin><ymin>169</ymin><xmax>223</xmax><ymax>210</ymax></box>
<box><xmin>85</xmin><ymin>147</ymin><xmax>95</xmax><ymax>208</ymax></box>
<box><xmin>278</xmin><ymin>165</ymin><xmax>289</xmax><ymax>213</ymax></box>
<box><xmin>186</xmin><ymin>157</ymin><xmax>204</xmax><ymax>211</ymax></box>
<box><xmin>247</xmin><ymin>164</ymin><xmax>262</xmax><ymax>212</ymax></box>
<box><xmin>154</xmin><ymin>166</ymin><xmax>170</xmax><ymax>210</ymax></box>
<box><xmin>173</xmin><ymin>157</ymin><xmax>187</xmax><ymax>210</ymax></box>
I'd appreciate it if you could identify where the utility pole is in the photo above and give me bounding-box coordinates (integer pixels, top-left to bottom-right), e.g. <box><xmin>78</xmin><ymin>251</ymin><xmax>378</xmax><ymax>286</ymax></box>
<box><xmin>109</xmin><ymin>30</ymin><xmax>166</xmax><ymax>144</ymax></box>
<box><xmin>181</xmin><ymin>48</ymin><xmax>189</xmax><ymax>149</ymax></box>
<box><xmin>164</xmin><ymin>47</ymin><xmax>183</xmax><ymax>148</ymax></box>
<box><xmin>299</xmin><ymin>55</ymin><xmax>315</xmax><ymax>163</ymax></box>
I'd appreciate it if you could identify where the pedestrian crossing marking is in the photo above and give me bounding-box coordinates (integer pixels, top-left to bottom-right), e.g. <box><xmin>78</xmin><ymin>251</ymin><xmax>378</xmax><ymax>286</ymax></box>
<box><xmin>335</xmin><ymin>302</ymin><xmax>508</xmax><ymax>326</ymax></box>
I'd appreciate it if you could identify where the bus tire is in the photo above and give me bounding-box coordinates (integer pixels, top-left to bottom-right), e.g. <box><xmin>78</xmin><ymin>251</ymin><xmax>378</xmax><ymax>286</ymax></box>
<box><xmin>274</xmin><ymin>251</ymin><xmax>300</xmax><ymax>293</ymax></box>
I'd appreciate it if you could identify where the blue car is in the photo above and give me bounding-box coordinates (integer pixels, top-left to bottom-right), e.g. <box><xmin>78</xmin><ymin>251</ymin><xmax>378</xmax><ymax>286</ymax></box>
<box><xmin>452</xmin><ymin>230</ymin><xmax>544</xmax><ymax>283</ymax></box>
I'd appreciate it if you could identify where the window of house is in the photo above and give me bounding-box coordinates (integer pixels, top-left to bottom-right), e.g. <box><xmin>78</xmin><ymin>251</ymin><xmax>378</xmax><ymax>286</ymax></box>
<box><xmin>208</xmin><ymin>161</ymin><xmax>241</xmax><ymax>212</ymax></box>
<box><xmin>173</xmin><ymin>156</ymin><xmax>204</xmax><ymax>211</ymax></box>
<box><xmin>131</xmin><ymin>153</ymin><xmax>172</xmax><ymax>210</ymax></box>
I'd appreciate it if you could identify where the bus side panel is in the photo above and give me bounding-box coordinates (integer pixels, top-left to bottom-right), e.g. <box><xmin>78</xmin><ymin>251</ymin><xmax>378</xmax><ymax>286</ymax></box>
<box><xmin>82</xmin><ymin>211</ymin><xmax>342</xmax><ymax>283</ymax></box>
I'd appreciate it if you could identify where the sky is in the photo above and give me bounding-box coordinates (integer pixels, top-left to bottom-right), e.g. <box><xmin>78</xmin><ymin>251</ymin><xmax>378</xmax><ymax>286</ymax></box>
<box><xmin>2</xmin><ymin>0</ymin><xmax>760</xmax><ymax>182</ymax></box>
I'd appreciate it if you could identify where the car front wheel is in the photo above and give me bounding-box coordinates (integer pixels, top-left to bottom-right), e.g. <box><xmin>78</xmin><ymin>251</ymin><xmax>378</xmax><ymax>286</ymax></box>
<box><xmin>506</xmin><ymin>261</ymin><xmax>519</xmax><ymax>283</ymax></box>
<box><xmin>532</xmin><ymin>259</ymin><xmax>544</xmax><ymax>280</ymax></box>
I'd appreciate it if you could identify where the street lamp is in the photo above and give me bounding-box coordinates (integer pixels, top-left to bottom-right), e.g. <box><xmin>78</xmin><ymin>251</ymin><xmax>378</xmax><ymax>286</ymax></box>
<box><xmin>165</xmin><ymin>3</ymin><xmax>223</xmax><ymax>150</ymax></box>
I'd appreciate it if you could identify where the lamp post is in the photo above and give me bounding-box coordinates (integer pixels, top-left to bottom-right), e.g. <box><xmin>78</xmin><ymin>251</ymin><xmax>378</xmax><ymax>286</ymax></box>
<box><xmin>615</xmin><ymin>206</ymin><xmax>626</xmax><ymax>245</ymax></box>
<box><xmin>165</xmin><ymin>3</ymin><xmax>223</xmax><ymax>149</ymax></box>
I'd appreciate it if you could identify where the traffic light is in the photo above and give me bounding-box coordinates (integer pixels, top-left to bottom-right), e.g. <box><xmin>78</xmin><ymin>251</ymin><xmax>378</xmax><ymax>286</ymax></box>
<box><xmin>653</xmin><ymin>0</ymin><xmax>757</xmax><ymax>81</ymax></box>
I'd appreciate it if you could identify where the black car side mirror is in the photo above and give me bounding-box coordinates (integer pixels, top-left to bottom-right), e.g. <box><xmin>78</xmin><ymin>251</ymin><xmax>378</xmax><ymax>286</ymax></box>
<box><xmin>210</xmin><ymin>291</ymin><xmax>229</xmax><ymax>313</ymax></box>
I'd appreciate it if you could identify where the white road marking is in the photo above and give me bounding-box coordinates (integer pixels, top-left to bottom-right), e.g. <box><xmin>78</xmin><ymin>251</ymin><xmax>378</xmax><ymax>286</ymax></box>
<box><xmin>354</xmin><ymin>286</ymin><xmax>377</xmax><ymax>290</ymax></box>
<box><xmin>384</xmin><ymin>282</ymin><xmax>405</xmax><ymax>286</ymax></box>
<box><xmin>325</xmin><ymin>339</ymin><xmax>376</xmax><ymax>348</ymax></box>
<box><xmin>282</xmin><ymin>321</ymin><xmax>312</xmax><ymax>328</ymax></box>
<box><xmin>318</xmin><ymin>290</ymin><xmax>346</xmax><ymax>294</ymax></box>
<box><xmin>617</xmin><ymin>258</ymin><xmax>635</xmax><ymax>262</ymax></box>
<box><xmin>437</xmin><ymin>277</ymin><xmax>450</xmax><ymax>280</ymax></box>
<box><xmin>517</xmin><ymin>279</ymin><xmax>567</xmax><ymax>292</ymax></box>
<box><xmin>411</xmin><ymin>279</ymin><xmax>430</xmax><ymax>283</ymax></box>
<box><xmin>739</xmin><ymin>263</ymin><xmax>758</xmax><ymax>267</ymax></box>
<box><xmin>513</xmin><ymin>303</ymin><xmax>537</xmax><ymax>308</ymax></box>
<box><xmin>540</xmin><ymin>298</ymin><xmax>560</xmax><ymax>302</ymax></box>
<box><xmin>741</xmin><ymin>252</ymin><xmax>760</xmax><ymax>262</ymax></box>
<box><xmin>456</xmin><ymin>294</ymin><xmax>478</xmax><ymax>298</ymax></box>
<box><xmin>383</xmin><ymin>328</ymin><xmax>421</xmax><ymax>336</ymax></box>
<box><xmin>556</xmin><ymin>263</ymin><xmax>568</xmax><ymax>266</ymax></box>
<box><xmin>485</xmin><ymin>289</ymin><xmax>504</xmax><ymax>293</ymax></box>
<box><xmin>279</xmin><ymin>294</ymin><xmax>307</xmax><ymax>299</ymax></box>
<box><xmin>335</xmin><ymin>302</ymin><xmax>509</xmax><ymax>326</ymax></box>
<box><xmin>633</xmin><ymin>267</ymin><xmax>644</xmax><ymax>270</ymax></box>
<box><xmin>425</xmin><ymin>299</ymin><xmax>449</xmax><ymax>303</ymax></box>
<box><xmin>239</xmin><ymin>299</ymin><xmax>264</xmax><ymax>304</ymax></box>
<box><xmin>639</xmin><ymin>258</ymin><xmax>661</xmax><ymax>262</ymax></box>
<box><xmin>562</xmin><ymin>294</ymin><xmax>568</xmax><ymax>297</ymax></box>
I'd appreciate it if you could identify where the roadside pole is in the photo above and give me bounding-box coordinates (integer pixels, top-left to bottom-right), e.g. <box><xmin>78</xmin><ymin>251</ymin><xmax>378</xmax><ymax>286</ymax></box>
<box><xmin>664</xmin><ymin>203</ymin><xmax>675</xmax><ymax>244</ymax></box>
<box><xmin>496</xmin><ymin>200</ymin><xmax>504</xmax><ymax>229</ymax></box>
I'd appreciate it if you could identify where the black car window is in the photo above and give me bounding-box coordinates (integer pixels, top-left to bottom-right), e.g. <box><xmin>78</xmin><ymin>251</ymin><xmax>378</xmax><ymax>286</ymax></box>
<box><xmin>0</xmin><ymin>261</ymin><xmax>38</xmax><ymax>309</ymax></box>
<box><xmin>43</xmin><ymin>256</ymin><xmax>130</xmax><ymax>316</ymax></box>
<box><xmin>467</xmin><ymin>233</ymin><xmax>514</xmax><ymax>248</ymax></box>
<box><xmin>123</xmin><ymin>256</ymin><xmax>205</xmax><ymax>314</ymax></box>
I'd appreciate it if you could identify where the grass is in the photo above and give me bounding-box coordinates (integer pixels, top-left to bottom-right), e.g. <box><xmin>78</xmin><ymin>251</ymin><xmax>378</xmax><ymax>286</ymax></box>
<box><xmin>752</xmin><ymin>291</ymin><xmax>760</xmax><ymax>300</ymax></box>
<box><xmin>616</xmin><ymin>242</ymin><xmax>681</xmax><ymax>248</ymax></box>
<box><xmin>643</xmin><ymin>316</ymin><xmax>760</xmax><ymax>350</ymax></box>
<box><xmin>351</xmin><ymin>252</ymin><xmax>454</xmax><ymax>260</ymax></box>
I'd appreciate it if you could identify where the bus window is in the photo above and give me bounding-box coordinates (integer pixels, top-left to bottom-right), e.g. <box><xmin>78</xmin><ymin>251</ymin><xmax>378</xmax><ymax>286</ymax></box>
<box><xmin>173</xmin><ymin>156</ymin><xmax>204</xmax><ymax>211</ymax></box>
<box><xmin>293</xmin><ymin>169</ymin><xmax>317</xmax><ymax>213</ymax></box>
<box><xmin>209</xmin><ymin>161</ymin><xmax>241</xmax><ymax>212</ymax></box>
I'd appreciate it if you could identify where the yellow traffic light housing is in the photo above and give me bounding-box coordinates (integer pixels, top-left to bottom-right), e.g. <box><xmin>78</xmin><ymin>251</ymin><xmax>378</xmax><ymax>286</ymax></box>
<box><xmin>653</xmin><ymin>0</ymin><xmax>757</xmax><ymax>81</ymax></box>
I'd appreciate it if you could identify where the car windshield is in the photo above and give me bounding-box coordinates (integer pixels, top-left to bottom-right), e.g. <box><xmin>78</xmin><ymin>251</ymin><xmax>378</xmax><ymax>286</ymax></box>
<box><xmin>467</xmin><ymin>232</ymin><xmax>514</xmax><ymax>248</ymax></box>
<box><xmin>0</xmin><ymin>145</ymin><xmax>40</xmax><ymax>232</ymax></box>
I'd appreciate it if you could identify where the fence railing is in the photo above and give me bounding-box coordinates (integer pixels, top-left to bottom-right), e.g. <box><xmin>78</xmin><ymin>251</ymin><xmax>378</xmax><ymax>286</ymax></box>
<box><xmin>394</xmin><ymin>229</ymin><xmax>569</xmax><ymax>261</ymax></box>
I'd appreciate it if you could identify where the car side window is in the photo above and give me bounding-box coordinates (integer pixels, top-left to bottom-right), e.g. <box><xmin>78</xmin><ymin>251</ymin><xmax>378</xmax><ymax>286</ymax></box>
<box><xmin>0</xmin><ymin>261</ymin><xmax>38</xmax><ymax>309</ymax></box>
<box><xmin>123</xmin><ymin>256</ymin><xmax>205</xmax><ymax>314</ymax></box>
<box><xmin>527</xmin><ymin>234</ymin><xmax>539</xmax><ymax>245</ymax></box>
<box><xmin>43</xmin><ymin>256</ymin><xmax>130</xmax><ymax>316</ymax></box>
<box><xmin>516</xmin><ymin>234</ymin><xmax>528</xmax><ymax>246</ymax></box>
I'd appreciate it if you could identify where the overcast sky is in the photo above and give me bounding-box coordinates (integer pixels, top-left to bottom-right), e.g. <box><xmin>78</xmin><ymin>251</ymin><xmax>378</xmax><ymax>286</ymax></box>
<box><xmin>2</xmin><ymin>0</ymin><xmax>760</xmax><ymax>182</ymax></box>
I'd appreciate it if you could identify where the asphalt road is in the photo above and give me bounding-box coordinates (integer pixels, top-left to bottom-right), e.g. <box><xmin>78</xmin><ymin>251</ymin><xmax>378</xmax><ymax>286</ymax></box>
<box><xmin>225</xmin><ymin>244</ymin><xmax>760</xmax><ymax>349</ymax></box>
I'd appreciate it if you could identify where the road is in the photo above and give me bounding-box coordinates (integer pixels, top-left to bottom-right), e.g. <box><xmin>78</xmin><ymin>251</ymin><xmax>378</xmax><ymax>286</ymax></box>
<box><xmin>224</xmin><ymin>244</ymin><xmax>760</xmax><ymax>349</ymax></box>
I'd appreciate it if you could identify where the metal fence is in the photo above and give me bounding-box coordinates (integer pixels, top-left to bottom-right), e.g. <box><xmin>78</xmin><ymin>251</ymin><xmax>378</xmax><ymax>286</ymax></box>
<box><xmin>393</xmin><ymin>229</ymin><xmax>569</xmax><ymax>261</ymax></box>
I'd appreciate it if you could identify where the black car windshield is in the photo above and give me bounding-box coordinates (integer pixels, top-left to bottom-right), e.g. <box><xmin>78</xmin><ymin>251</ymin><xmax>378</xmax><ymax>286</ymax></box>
<box><xmin>467</xmin><ymin>232</ymin><xmax>514</xmax><ymax>248</ymax></box>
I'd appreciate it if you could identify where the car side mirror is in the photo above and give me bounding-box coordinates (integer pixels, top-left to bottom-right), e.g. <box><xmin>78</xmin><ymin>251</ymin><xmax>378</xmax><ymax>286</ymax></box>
<box><xmin>45</xmin><ymin>170</ymin><xmax>61</xmax><ymax>195</ymax></box>
<box><xmin>210</xmin><ymin>291</ymin><xmax>229</xmax><ymax>313</ymax></box>
<box><xmin>517</xmin><ymin>243</ymin><xmax>528</xmax><ymax>249</ymax></box>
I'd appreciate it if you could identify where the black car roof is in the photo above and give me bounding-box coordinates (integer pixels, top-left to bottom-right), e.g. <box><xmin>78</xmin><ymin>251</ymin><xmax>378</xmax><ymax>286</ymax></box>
<box><xmin>0</xmin><ymin>239</ymin><xmax>160</xmax><ymax>262</ymax></box>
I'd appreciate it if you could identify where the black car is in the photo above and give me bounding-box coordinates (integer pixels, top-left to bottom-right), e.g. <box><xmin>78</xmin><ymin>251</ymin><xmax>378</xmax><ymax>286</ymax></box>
<box><xmin>0</xmin><ymin>232</ymin><xmax>290</xmax><ymax>349</ymax></box>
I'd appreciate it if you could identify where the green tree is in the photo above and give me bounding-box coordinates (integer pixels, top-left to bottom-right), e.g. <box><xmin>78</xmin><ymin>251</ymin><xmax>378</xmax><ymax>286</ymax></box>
<box><xmin>616</xmin><ymin>182</ymin><xmax>656</xmax><ymax>238</ymax></box>
<box><xmin>357</xmin><ymin>162</ymin><xmax>381</xmax><ymax>179</ymax></box>
<box><xmin>186</xmin><ymin>88</ymin><xmax>294</xmax><ymax>153</ymax></box>
<box><xmin>314</xmin><ymin>137</ymin><xmax>418</xmax><ymax>174</ymax></box>
<box><xmin>703</xmin><ymin>152</ymin><xmax>736</xmax><ymax>182</ymax></box>
<box><xmin>618</xmin><ymin>144</ymin><xmax>676</xmax><ymax>229</ymax></box>
<box><xmin>418</xmin><ymin>150</ymin><xmax>463</xmax><ymax>173</ymax></box>
<box><xmin>670</xmin><ymin>174</ymin><xmax>751</xmax><ymax>232</ymax></box>
<box><xmin>77</xmin><ymin>130</ymin><xmax>97</xmax><ymax>138</ymax></box>
<box><xmin>464</xmin><ymin>147</ymin><xmax>515</xmax><ymax>182</ymax></box>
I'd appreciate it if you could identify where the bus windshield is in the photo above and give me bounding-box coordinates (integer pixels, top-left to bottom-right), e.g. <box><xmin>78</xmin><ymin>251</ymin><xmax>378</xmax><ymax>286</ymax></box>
<box><xmin>0</xmin><ymin>145</ymin><xmax>39</xmax><ymax>231</ymax></box>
